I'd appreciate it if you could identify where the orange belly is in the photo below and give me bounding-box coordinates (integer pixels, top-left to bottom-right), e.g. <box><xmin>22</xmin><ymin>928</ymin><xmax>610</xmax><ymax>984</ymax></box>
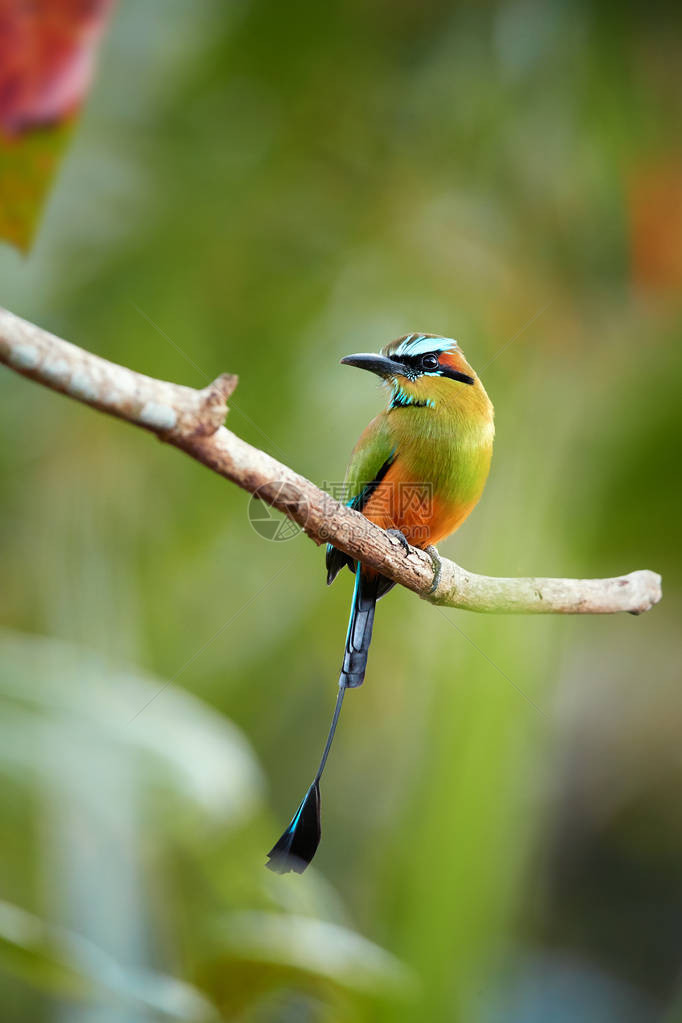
<box><xmin>361</xmin><ymin>470</ymin><xmax>477</xmax><ymax>549</ymax></box>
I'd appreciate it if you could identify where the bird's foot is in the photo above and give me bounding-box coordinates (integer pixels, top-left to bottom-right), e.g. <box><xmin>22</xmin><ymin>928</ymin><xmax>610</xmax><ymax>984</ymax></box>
<box><xmin>386</xmin><ymin>529</ymin><xmax>411</xmax><ymax>556</ymax></box>
<box><xmin>425</xmin><ymin>544</ymin><xmax>442</xmax><ymax>595</ymax></box>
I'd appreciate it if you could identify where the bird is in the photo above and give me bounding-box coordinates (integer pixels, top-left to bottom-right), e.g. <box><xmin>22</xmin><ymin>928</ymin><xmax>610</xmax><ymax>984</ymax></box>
<box><xmin>266</xmin><ymin>333</ymin><xmax>494</xmax><ymax>873</ymax></box>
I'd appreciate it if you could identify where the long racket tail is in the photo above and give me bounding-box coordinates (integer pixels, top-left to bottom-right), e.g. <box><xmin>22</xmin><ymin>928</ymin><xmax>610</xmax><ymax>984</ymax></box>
<box><xmin>266</xmin><ymin>567</ymin><xmax>382</xmax><ymax>873</ymax></box>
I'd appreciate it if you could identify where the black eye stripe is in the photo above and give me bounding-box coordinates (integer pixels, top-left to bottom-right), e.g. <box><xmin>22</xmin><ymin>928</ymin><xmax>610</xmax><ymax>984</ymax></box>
<box><xmin>439</xmin><ymin>366</ymin><xmax>475</xmax><ymax>385</ymax></box>
<box><xmin>392</xmin><ymin>353</ymin><xmax>474</xmax><ymax>385</ymax></box>
<box><xmin>395</xmin><ymin>354</ymin><xmax>431</xmax><ymax>369</ymax></box>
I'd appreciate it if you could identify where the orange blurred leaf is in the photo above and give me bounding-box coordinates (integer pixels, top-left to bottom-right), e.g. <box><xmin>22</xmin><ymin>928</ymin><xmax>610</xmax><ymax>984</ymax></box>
<box><xmin>629</xmin><ymin>159</ymin><xmax>682</xmax><ymax>295</ymax></box>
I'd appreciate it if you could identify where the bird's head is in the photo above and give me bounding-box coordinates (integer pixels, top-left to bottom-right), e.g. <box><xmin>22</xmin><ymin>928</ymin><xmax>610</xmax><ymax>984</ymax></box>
<box><xmin>341</xmin><ymin>333</ymin><xmax>485</xmax><ymax>412</ymax></box>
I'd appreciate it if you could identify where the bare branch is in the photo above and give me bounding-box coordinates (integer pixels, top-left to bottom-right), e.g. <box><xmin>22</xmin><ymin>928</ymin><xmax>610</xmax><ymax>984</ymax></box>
<box><xmin>0</xmin><ymin>307</ymin><xmax>237</xmax><ymax>437</ymax></box>
<box><xmin>0</xmin><ymin>307</ymin><xmax>662</xmax><ymax>615</ymax></box>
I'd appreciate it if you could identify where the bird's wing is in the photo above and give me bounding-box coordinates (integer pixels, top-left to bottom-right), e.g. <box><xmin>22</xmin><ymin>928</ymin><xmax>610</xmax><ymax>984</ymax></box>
<box><xmin>344</xmin><ymin>414</ymin><xmax>397</xmax><ymax>510</ymax></box>
<box><xmin>326</xmin><ymin>414</ymin><xmax>396</xmax><ymax>585</ymax></box>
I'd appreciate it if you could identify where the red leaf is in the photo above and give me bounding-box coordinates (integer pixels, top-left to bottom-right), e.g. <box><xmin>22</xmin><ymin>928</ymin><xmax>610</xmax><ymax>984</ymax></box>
<box><xmin>0</xmin><ymin>0</ymin><xmax>116</xmax><ymax>251</ymax></box>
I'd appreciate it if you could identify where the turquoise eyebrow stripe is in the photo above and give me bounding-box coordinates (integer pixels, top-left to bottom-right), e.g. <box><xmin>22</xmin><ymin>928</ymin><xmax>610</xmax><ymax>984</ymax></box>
<box><xmin>394</xmin><ymin>335</ymin><xmax>457</xmax><ymax>358</ymax></box>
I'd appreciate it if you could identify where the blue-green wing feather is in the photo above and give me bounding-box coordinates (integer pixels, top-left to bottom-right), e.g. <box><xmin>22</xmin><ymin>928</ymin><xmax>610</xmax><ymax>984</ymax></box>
<box><xmin>326</xmin><ymin>414</ymin><xmax>396</xmax><ymax>585</ymax></box>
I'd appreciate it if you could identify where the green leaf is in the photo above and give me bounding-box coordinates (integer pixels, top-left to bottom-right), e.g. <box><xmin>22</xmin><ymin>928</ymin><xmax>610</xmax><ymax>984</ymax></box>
<box><xmin>0</xmin><ymin>630</ymin><xmax>264</xmax><ymax>823</ymax></box>
<box><xmin>0</xmin><ymin>121</ymin><xmax>74</xmax><ymax>251</ymax></box>
<box><xmin>216</xmin><ymin>911</ymin><xmax>414</xmax><ymax>998</ymax></box>
<box><xmin>0</xmin><ymin>899</ymin><xmax>219</xmax><ymax>1020</ymax></box>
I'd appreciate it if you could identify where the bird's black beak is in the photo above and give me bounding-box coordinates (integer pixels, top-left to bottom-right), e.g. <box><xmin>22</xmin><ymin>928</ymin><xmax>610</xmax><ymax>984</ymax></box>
<box><xmin>340</xmin><ymin>353</ymin><xmax>406</xmax><ymax>378</ymax></box>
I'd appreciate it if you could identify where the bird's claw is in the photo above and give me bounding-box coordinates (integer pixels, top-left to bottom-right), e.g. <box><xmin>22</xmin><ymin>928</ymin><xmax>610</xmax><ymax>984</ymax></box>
<box><xmin>387</xmin><ymin>529</ymin><xmax>411</xmax><ymax>557</ymax></box>
<box><xmin>425</xmin><ymin>545</ymin><xmax>442</xmax><ymax>595</ymax></box>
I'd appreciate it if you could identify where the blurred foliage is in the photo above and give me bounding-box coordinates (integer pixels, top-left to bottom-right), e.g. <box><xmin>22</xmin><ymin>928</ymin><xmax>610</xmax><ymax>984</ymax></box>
<box><xmin>0</xmin><ymin>1</ymin><xmax>680</xmax><ymax>1021</ymax></box>
<box><xmin>0</xmin><ymin>120</ymin><xmax>74</xmax><ymax>253</ymax></box>
<box><xmin>0</xmin><ymin>0</ymin><xmax>115</xmax><ymax>251</ymax></box>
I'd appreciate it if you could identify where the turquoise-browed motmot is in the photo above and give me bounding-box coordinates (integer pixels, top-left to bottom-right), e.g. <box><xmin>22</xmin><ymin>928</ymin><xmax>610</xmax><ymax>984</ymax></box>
<box><xmin>267</xmin><ymin>333</ymin><xmax>494</xmax><ymax>873</ymax></box>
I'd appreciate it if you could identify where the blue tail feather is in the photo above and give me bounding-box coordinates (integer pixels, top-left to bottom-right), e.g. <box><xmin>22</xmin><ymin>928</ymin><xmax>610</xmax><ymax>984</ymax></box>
<box><xmin>266</xmin><ymin>565</ymin><xmax>390</xmax><ymax>874</ymax></box>
<box><xmin>340</xmin><ymin>566</ymin><xmax>380</xmax><ymax>688</ymax></box>
<box><xmin>265</xmin><ymin>780</ymin><xmax>321</xmax><ymax>874</ymax></box>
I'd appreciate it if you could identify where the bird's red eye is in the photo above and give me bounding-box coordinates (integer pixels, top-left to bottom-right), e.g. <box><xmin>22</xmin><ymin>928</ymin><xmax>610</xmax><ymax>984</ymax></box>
<box><xmin>421</xmin><ymin>353</ymin><xmax>439</xmax><ymax>371</ymax></box>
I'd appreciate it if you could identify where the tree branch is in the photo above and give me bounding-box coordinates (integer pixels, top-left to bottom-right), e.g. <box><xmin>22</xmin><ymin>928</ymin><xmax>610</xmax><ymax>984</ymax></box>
<box><xmin>0</xmin><ymin>307</ymin><xmax>662</xmax><ymax>615</ymax></box>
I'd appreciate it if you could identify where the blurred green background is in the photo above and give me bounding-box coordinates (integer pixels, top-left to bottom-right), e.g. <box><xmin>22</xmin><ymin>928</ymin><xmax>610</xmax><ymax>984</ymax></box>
<box><xmin>0</xmin><ymin>1</ymin><xmax>680</xmax><ymax>1020</ymax></box>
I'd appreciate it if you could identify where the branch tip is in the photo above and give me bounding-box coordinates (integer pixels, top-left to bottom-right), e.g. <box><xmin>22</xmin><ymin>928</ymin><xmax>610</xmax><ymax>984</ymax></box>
<box><xmin>192</xmin><ymin>373</ymin><xmax>238</xmax><ymax>436</ymax></box>
<box><xmin>211</xmin><ymin>372</ymin><xmax>239</xmax><ymax>401</ymax></box>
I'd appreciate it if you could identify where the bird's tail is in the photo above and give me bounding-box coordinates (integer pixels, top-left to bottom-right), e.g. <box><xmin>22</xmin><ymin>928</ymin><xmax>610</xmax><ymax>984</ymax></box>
<box><xmin>266</xmin><ymin>565</ymin><xmax>390</xmax><ymax>874</ymax></box>
<box><xmin>340</xmin><ymin>566</ymin><xmax>381</xmax><ymax>689</ymax></box>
